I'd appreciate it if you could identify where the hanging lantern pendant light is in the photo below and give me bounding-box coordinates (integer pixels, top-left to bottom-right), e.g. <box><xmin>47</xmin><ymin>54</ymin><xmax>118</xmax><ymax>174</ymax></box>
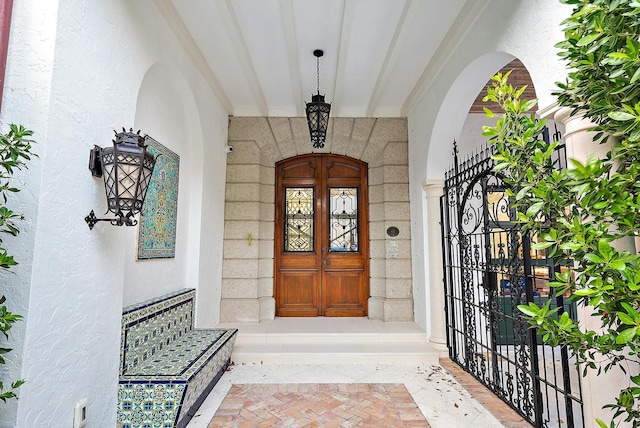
<box><xmin>305</xmin><ymin>49</ymin><xmax>331</xmax><ymax>149</ymax></box>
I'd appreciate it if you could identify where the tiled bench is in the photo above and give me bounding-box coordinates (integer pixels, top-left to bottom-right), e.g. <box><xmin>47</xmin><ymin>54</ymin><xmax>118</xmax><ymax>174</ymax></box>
<box><xmin>116</xmin><ymin>289</ymin><xmax>237</xmax><ymax>428</ymax></box>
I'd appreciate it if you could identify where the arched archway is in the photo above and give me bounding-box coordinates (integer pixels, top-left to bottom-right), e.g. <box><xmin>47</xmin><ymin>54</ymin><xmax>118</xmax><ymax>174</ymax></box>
<box><xmin>426</xmin><ymin>52</ymin><xmax>515</xmax><ymax>180</ymax></box>
<box><xmin>458</xmin><ymin>58</ymin><xmax>538</xmax><ymax>161</ymax></box>
<box><xmin>126</xmin><ymin>62</ymin><xmax>205</xmax><ymax>306</ymax></box>
<box><xmin>431</xmin><ymin>54</ymin><xmax>584</xmax><ymax>426</ymax></box>
<box><xmin>417</xmin><ymin>53</ymin><xmax>541</xmax><ymax>346</ymax></box>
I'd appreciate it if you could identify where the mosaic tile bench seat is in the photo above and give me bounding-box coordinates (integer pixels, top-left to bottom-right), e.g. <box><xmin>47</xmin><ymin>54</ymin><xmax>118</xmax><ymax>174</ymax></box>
<box><xmin>116</xmin><ymin>289</ymin><xmax>237</xmax><ymax>428</ymax></box>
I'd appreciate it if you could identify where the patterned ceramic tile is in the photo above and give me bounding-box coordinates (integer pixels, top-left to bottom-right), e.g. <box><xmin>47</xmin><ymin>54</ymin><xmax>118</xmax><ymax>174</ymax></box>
<box><xmin>121</xmin><ymin>330</ymin><xmax>237</xmax><ymax>381</ymax></box>
<box><xmin>125</xmin><ymin>330</ymin><xmax>225</xmax><ymax>376</ymax></box>
<box><xmin>117</xmin><ymin>382</ymin><xmax>186</xmax><ymax>428</ymax></box>
<box><xmin>176</xmin><ymin>337</ymin><xmax>235</xmax><ymax>427</ymax></box>
<box><xmin>123</xmin><ymin>303</ymin><xmax>193</xmax><ymax>373</ymax></box>
<box><xmin>120</xmin><ymin>290</ymin><xmax>195</xmax><ymax>375</ymax></box>
<box><xmin>122</xmin><ymin>289</ymin><xmax>193</xmax><ymax>316</ymax></box>
<box><xmin>117</xmin><ymin>289</ymin><xmax>237</xmax><ymax>428</ymax></box>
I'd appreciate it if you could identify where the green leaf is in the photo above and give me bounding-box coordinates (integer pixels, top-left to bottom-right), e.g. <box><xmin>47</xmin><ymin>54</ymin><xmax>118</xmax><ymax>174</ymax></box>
<box><xmin>577</xmin><ymin>32</ymin><xmax>602</xmax><ymax>46</ymax></box>
<box><xmin>598</xmin><ymin>239</ymin><xmax>613</xmax><ymax>258</ymax></box>
<box><xmin>616</xmin><ymin>327</ymin><xmax>637</xmax><ymax>344</ymax></box>
<box><xmin>572</xmin><ymin>3</ymin><xmax>598</xmax><ymax>17</ymax></box>
<box><xmin>574</xmin><ymin>288</ymin><xmax>598</xmax><ymax>296</ymax></box>
<box><xmin>517</xmin><ymin>304</ymin><xmax>539</xmax><ymax>317</ymax></box>
<box><xmin>631</xmin><ymin>67</ymin><xmax>640</xmax><ymax>84</ymax></box>
<box><xmin>584</xmin><ymin>253</ymin><xmax>604</xmax><ymax>264</ymax></box>
<box><xmin>521</xmin><ymin>99</ymin><xmax>538</xmax><ymax>112</ymax></box>
<box><xmin>558</xmin><ymin>312</ymin><xmax>572</xmax><ymax>328</ymax></box>
<box><xmin>607</xmin><ymin>52</ymin><xmax>630</xmax><ymax>61</ymax></box>
<box><xmin>526</xmin><ymin>201</ymin><xmax>545</xmax><ymax>217</ymax></box>
<box><xmin>610</xmin><ymin>260</ymin><xmax>626</xmax><ymax>271</ymax></box>
<box><xmin>493</xmin><ymin>162</ymin><xmax>510</xmax><ymax>172</ymax></box>
<box><xmin>621</xmin><ymin>302</ymin><xmax>636</xmax><ymax>317</ymax></box>
<box><xmin>483</xmin><ymin>106</ymin><xmax>494</xmax><ymax>118</ymax></box>
<box><xmin>482</xmin><ymin>126</ymin><xmax>498</xmax><ymax>137</ymax></box>
<box><xmin>608</xmin><ymin>111</ymin><xmax>636</xmax><ymax>121</ymax></box>
<box><xmin>533</xmin><ymin>241</ymin><xmax>554</xmax><ymax>250</ymax></box>
<box><xmin>515</xmin><ymin>186</ymin><xmax>531</xmax><ymax>200</ymax></box>
<box><xmin>618</xmin><ymin>312</ymin><xmax>635</xmax><ymax>325</ymax></box>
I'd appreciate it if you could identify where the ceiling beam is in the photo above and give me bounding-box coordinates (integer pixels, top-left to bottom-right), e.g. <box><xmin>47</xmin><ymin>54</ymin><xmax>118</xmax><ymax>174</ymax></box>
<box><xmin>366</xmin><ymin>0</ymin><xmax>417</xmax><ymax>117</ymax></box>
<box><xmin>331</xmin><ymin>0</ymin><xmax>354</xmax><ymax>117</ymax></box>
<box><xmin>153</xmin><ymin>0</ymin><xmax>233</xmax><ymax>113</ymax></box>
<box><xmin>401</xmin><ymin>0</ymin><xmax>491</xmax><ymax>116</ymax></box>
<box><xmin>217</xmin><ymin>0</ymin><xmax>268</xmax><ymax>116</ymax></box>
<box><xmin>280</xmin><ymin>0</ymin><xmax>303</xmax><ymax>117</ymax></box>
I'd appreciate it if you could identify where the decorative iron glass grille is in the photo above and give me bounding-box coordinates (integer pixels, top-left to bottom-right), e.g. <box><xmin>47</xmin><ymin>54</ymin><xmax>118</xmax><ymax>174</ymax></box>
<box><xmin>329</xmin><ymin>187</ymin><xmax>358</xmax><ymax>252</ymax></box>
<box><xmin>284</xmin><ymin>187</ymin><xmax>314</xmax><ymax>252</ymax></box>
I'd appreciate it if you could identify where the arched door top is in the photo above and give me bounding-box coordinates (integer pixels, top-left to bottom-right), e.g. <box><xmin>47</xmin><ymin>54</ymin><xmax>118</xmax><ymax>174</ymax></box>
<box><xmin>274</xmin><ymin>154</ymin><xmax>369</xmax><ymax>317</ymax></box>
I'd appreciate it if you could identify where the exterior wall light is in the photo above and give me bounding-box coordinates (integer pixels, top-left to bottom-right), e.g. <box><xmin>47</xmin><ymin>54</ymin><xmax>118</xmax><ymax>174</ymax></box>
<box><xmin>305</xmin><ymin>49</ymin><xmax>331</xmax><ymax>149</ymax></box>
<box><xmin>85</xmin><ymin>128</ymin><xmax>156</xmax><ymax>230</ymax></box>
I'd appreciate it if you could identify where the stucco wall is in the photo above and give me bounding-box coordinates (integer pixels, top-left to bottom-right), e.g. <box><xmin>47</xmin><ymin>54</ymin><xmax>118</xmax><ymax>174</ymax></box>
<box><xmin>0</xmin><ymin>1</ymin><xmax>228</xmax><ymax>426</ymax></box>
<box><xmin>0</xmin><ymin>1</ymin><xmax>56</xmax><ymax>425</ymax></box>
<box><xmin>222</xmin><ymin>117</ymin><xmax>413</xmax><ymax>322</ymax></box>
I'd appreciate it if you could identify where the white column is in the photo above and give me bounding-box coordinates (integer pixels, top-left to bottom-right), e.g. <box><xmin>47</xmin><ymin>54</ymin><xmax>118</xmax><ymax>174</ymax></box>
<box><xmin>552</xmin><ymin>106</ymin><xmax>636</xmax><ymax>427</ymax></box>
<box><xmin>423</xmin><ymin>179</ymin><xmax>447</xmax><ymax>353</ymax></box>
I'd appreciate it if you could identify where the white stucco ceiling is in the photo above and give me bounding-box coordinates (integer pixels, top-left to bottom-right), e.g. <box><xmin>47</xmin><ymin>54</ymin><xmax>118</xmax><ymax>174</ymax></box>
<box><xmin>159</xmin><ymin>0</ymin><xmax>487</xmax><ymax>118</ymax></box>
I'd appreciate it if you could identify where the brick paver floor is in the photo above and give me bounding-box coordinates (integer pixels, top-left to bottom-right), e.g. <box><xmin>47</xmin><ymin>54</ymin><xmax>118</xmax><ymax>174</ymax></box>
<box><xmin>439</xmin><ymin>358</ymin><xmax>533</xmax><ymax>428</ymax></box>
<box><xmin>208</xmin><ymin>383</ymin><xmax>430</xmax><ymax>427</ymax></box>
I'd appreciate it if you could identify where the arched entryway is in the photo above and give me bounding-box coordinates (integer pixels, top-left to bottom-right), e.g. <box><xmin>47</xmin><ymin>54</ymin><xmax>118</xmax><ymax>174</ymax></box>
<box><xmin>430</xmin><ymin>57</ymin><xmax>584</xmax><ymax>427</ymax></box>
<box><xmin>274</xmin><ymin>154</ymin><xmax>369</xmax><ymax>317</ymax></box>
<box><xmin>221</xmin><ymin>117</ymin><xmax>412</xmax><ymax>323</ymax></box>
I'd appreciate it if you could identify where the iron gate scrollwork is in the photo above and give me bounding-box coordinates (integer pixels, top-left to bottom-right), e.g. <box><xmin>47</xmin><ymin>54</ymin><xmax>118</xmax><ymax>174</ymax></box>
<box><xmin>440</xmin><ymin>134</ymin><xmax>584</xmax><ymax>428</ymax></box>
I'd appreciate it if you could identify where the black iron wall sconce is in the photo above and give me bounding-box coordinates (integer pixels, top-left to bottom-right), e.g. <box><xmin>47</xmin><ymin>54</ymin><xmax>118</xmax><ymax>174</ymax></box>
<box><xmin>85</xmin><ymin>128</ymin><xmax>156</xmax><ymax>230</ymax></box>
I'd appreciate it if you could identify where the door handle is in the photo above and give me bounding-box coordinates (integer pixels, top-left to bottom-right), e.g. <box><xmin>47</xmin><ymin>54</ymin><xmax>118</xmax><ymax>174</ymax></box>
<box><xmin>323</xmin><ymin>259</ymin><xmax>329</xmax><ymax>265</ymax></box>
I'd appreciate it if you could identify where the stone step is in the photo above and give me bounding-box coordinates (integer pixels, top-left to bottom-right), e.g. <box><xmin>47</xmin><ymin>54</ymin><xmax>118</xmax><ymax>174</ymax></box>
<box><xmin>234</xmin><ymin>330</ymin><xmax>428</xmax><ymax>345</ymax></box>
<box><xmin>230</xmin><ymin>340</ymin><xmax>439</xmax><ymax>364</ymax></box>
<box><xmin>215</xmin><ymin>318</ymin><xmax>439</xmax><ymax>365</ymax></box>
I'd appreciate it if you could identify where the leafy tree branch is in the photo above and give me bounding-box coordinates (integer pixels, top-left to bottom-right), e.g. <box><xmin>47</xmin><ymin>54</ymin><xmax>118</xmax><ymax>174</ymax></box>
<box><xmin>483</xmin><ymin>1</ymin><xmax>640</xmax><ymax>426</ymax></box>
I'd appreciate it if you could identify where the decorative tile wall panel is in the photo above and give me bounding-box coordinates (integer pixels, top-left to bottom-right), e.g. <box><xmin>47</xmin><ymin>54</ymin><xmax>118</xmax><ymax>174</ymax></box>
<box><xmin>137</xmin><ymin>135</ymin><xmax>180</xmax><ymax>259</ymax></box>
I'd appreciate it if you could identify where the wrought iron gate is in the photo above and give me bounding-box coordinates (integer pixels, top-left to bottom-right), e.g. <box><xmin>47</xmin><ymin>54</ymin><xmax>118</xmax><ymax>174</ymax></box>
<box><xmin>440</xmin><ymin>135</ymin><xmax>585</xmax><ymax>427</ymax></box>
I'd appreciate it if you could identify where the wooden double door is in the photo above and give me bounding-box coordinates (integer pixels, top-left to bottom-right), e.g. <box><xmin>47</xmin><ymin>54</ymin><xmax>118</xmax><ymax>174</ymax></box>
<box><xmin>275</xmin><ymin>154</ymin><xmax>369</xmax><ymax>317</ymax></box>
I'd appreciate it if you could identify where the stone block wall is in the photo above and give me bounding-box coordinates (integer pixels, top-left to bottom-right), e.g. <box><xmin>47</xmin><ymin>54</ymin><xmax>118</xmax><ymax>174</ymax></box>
<box><xmin>221</xmin><ymin>117</ymin><xmax>413</xmax><ymax>322</ymax></box>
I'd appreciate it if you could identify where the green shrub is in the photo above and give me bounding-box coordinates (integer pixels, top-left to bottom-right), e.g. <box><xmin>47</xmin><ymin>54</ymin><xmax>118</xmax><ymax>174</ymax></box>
<box><xmin>0</xmin><ymin>124</ymin><xmax>35</xmax><ymax>402</ymax></box>
<box><xmin>482</xmin><ymin>1</ymin><xmax>640</xmax><ymax>426</ymax></box>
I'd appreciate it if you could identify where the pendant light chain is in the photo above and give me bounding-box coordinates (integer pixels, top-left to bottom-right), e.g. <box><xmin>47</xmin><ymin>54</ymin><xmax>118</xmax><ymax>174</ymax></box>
<box><xmin>316</xmin><ymin>55</ymin><xmax>320</xmax><ymax>95</ymax></box>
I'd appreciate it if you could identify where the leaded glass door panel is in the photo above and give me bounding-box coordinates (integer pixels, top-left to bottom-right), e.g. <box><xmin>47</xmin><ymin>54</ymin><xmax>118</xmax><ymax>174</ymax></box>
<box><xmin>275</xmin><ymin>154</ymin><xmax>369</xmax><ymax>317</ymax></box>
